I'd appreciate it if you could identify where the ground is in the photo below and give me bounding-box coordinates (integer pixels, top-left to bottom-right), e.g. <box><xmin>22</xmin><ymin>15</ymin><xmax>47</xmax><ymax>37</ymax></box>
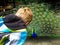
<box><xmin>24</xmin><ymin>37</ymin><xmax>60</xmax><ymax>45</ymax></box>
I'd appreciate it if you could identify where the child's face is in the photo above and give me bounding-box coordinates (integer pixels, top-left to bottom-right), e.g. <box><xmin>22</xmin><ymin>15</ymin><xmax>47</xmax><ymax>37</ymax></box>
<box><xmin>15</xmin><ymin>7</ymin><xmax>32</xmax><ymax>25</ymax></box>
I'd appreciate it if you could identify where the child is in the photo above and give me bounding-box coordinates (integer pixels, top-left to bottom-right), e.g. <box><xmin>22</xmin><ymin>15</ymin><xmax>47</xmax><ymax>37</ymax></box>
<box><xmin>0</xmin><ymin>7</ymin><xmax>32</xmax><ymax>45</ymax></box>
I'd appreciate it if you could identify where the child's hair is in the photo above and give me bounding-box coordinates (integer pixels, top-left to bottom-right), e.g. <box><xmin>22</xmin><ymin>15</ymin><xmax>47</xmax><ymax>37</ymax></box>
<box><xmin>15</xmin><ymin>7</ymin><xmax>33</xmax><ymax>25</ymax></box>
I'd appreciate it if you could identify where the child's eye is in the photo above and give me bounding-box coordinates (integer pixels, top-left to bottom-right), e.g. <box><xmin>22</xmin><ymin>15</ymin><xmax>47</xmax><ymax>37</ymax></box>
<box><xmin>29</xmin><ymin>14</ymin><xmax>31</xmax><ymax>16</ymax></box>
<box><xmin>24</xmin><ymin>9</ymin><xmax>26</xmax><ymax>11</ymax></box>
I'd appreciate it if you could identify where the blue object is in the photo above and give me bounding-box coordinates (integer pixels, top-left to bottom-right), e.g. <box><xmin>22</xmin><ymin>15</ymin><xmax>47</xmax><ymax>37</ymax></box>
<box><xmin>17</xmin><ymin>32</ymin><xmax>27</xmax><ymax>45</ymax></box>
<box><xmin>0</xmin><ymin>18</ymin><xmax>4</xmax><ymax>27</ymax></box>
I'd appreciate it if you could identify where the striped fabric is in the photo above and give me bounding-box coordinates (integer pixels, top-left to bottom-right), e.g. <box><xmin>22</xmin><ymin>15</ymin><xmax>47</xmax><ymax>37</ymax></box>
<box><xmin>0</xmin><ymin>18</ymin><xmax>27</xmax><ymax>45</ymax></box>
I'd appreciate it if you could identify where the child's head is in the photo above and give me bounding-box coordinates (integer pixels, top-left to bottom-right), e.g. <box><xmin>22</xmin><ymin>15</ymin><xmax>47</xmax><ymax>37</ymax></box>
<box><xmin>15</xmin><ymin>7</ymin><xmax>33</xmax><ymax>25</ymax></box>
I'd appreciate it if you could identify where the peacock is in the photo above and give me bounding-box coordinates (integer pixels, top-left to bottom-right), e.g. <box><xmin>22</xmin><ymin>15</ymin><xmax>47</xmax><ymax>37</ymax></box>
<box><xmin>31</xmin><ymin>28</ymin><xmax>37</xmax><ymax>38</ymax></box>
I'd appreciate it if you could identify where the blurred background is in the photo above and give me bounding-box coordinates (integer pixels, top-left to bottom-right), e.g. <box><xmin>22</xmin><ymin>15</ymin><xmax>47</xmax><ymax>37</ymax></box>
<box><xmin>0</xmin><ymin>0</ymin><xmax>60</xmax><ymax>45</ymax></box>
